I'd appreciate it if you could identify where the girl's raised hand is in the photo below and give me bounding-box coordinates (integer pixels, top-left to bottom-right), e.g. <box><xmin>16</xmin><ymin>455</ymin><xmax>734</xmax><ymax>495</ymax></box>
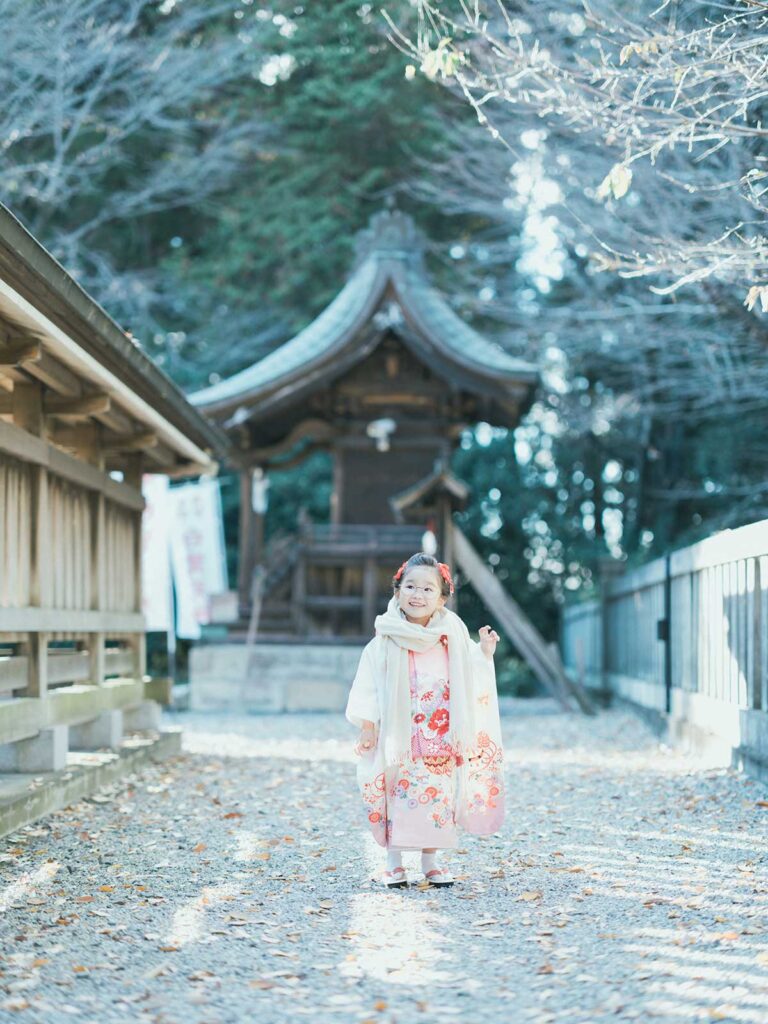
<box><xmin>478</xmin><ymin>625</ymin><xmax>500</xmax><ymax>658</ymax></box>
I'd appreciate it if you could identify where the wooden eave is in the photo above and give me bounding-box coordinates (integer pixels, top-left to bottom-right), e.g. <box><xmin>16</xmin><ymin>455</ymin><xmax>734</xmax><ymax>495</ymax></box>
<box><xmin>390</xmin><ymin>466</ymin><xmax>470</xmax><ymax>519</ymax></box>
<box><xmin>0</xmin><ymin>204</ymin><xmax>231</xmax><ymax>476</ymax></box>
<box><xmin>191</xmin><ymin>235</ymin><xmax>539</xmax><ymax>432</ymax></box>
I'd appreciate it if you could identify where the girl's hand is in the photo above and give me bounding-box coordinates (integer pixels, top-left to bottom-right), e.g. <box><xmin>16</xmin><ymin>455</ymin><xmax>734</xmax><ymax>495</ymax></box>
<box><xmin>356</xmin><ymin>720</ymin><xmax>377</xmax><ymax>756</ymax></box>
<box><xmin>479</xmin><ymin>625</ymin><xmax>500</xmax><ymax>658</ymax></box>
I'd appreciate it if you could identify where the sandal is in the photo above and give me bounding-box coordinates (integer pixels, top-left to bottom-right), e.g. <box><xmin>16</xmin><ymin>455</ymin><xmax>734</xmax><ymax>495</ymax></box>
<box><xmin>424</xmin><ymin>867</ymin><xmax>454</xmax><ymax>888</ymax></box>
<box><xmin>381</xmin><ymin>867</ymin><xmax>408</xmax><ymax>889</ymax></box>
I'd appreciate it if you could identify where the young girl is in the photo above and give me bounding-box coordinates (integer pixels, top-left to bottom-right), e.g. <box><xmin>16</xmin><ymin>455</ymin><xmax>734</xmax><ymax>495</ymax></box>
<box><xmin>346</xmin><ymin>552</ymin><xmax>504</xmax><ymax>888</ymax></box>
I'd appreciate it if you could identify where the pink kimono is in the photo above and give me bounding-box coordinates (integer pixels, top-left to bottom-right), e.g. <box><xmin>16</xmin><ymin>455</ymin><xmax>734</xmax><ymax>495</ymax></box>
<box><xmin>352</xmin><ymin>635</ymin><xmax>504</xmax><ymax>850</ymax></box>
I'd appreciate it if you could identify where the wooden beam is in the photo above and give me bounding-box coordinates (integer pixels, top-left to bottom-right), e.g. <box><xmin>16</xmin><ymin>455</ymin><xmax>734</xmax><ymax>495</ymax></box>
<box><xmin>48</xmin><ymin>422</ymin><xmax>103</xmax><ymax>466</ymax></box>
<box><xmin>0</xmin><ymin>417</ymin><xmax>143</xmax><ymax>511</ymax></box>
<box><xmin>0</xmin><ymin>608</ymin><xmax>144</xmax><ymax>633</ymax></box>
<box><xmin>248</xmin><ymin>418</ymin><xmax>336</xmax><ymax>461</ymax></box>
<box><xmin>140</xmin><ymin>439</ymin><xmax>176</xmax><ymax>468</ymax></box>
<box><xmin>0</xmin><ymin>414</ymin><xmax>48</xmax><ymax>463</ymax></box>
<box><xmin>94</xmin><ymin>404</ymin><xmax>134</xmax><ymax>435</ymax></box>
<box><xmin>0</xmin><ymin>341</ymin><xmax>41</xmax><ymax>367</ymax></box>
<box><xmin>103</xmin><ymin>431</ymin><xmax>158</xmax><ymax>454</ymax></box>
<box><xmin>48</xmin><ymin>445</ymin><xmax>144</xmax><ymax>511</ymax></box>
<box><xmin>266</xmin><ymin>441</ymin><xmax>330</xmax><ymax>471</ymax></box>
<box><xmin>21</xmin><ymin>348</ymin><xmax>82</xmax><ymax>396</ymax></box>
<box><xmin>361</xmin><ymin>393</ymin><xmax>435</xmax><ymax>407</ymax></box>
<box><xmin>0</xmin><ymin>392</ymin><xmax>112</xmax><ymax>418</ymax></box>
<box><xmin>46</xmin><ymin>393</ymin><xmax>111</xmax><ymax>418</ymax></box>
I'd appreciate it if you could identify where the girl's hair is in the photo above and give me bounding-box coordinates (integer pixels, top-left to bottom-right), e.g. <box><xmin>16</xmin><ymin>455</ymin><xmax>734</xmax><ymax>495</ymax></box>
<box><xmin>392</xmin><ymin>552</ymin><xmax>453</xmax><ymax>597</ymax></box>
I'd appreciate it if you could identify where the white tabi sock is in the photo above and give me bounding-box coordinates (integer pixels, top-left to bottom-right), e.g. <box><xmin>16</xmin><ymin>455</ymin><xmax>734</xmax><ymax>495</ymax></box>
<box><xmin>386</xmin><ymin>850</ymin><xmax>403</xmax><ymax>873</ymax></box>
<box><xmin>421</xmin><ymin>851</ymin><xmax>438</xmax><ymax>875</ymax></box>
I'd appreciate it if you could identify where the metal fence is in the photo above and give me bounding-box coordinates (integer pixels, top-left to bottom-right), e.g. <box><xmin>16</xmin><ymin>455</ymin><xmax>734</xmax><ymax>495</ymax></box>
<box><xmin>561</xmin><ymin>518</ymin><xmax>768</xmax><ymax>774</ymax></box>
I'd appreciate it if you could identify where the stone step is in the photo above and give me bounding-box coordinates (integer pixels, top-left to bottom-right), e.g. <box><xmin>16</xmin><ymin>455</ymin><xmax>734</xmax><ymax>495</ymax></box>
<box><xmin>0</xmin><ymin>729</ymin><xmax>181</xmax><ymax>838</ymax></box>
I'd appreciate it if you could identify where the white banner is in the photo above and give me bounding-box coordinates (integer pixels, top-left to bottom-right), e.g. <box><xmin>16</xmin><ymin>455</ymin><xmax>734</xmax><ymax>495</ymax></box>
<box><xmin>141</xmin><ymin>475</ymin><xmax>172</xmax><ymax>632</ymax></box>
<box><xmin>169</xmin><ymin>519</ymin><xmax>201</xmax><ymax>640</ymax></box>
<box><xmin>141</xmin><ymin>475</ymin><xmax>228</xmax><ymax>639</ymax></box>
<box><xmin>168</xmin><ymin>479</ymin><xmax>228</xmax><ymax>628</ymax></box>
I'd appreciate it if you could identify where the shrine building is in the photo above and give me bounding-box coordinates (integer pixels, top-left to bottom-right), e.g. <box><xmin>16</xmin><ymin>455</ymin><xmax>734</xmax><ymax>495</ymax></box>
<box><xmin>191</xmin><ymin>209</ymin><xmax>539</xmax><ymax>648</ymax></box>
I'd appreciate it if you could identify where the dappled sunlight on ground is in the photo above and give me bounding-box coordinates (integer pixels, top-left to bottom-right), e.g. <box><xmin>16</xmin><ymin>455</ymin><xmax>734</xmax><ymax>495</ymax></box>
<box><xmin>165</xmin><ymin>881</ymin><xmax>242</xmax><ymax>949</ymax></box>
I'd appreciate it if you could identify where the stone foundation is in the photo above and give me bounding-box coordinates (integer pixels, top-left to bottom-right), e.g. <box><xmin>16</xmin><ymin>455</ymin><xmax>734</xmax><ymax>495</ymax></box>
<box><xmin>189</xmin><ymin>643</ymin><xmax>365</xmax><ymax>713</ymax></box>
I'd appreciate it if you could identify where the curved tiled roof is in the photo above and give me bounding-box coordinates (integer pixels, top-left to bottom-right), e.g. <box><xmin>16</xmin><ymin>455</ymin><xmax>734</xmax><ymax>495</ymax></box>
<box><xmin>190</xmin><ymin>210</ymin><xmax>537</xmax><ymax>414</ymax></box>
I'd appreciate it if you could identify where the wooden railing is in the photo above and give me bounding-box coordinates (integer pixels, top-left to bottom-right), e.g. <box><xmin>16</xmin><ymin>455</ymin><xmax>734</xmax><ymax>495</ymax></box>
<box><xmin>0</xmin><ymin>435</ymin><xmax>155</xmax><ymax>777</ymax></box>
<box><xmin>561</xmin><ymin>518</ymin><xmax>768</xmax><ymax>772</ymax></box>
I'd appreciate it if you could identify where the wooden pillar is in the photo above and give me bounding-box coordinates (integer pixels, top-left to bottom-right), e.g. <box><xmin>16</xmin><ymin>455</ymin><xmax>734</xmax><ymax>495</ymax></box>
<box><xmin>238</xmin><ymin>469</ymin><xmax>255</xmax><ymax>614</ymax></box>
<box><xmin>12</xmin><ymin>381</ymin><xmax>45</xmax><ymax>437</ymax></box>
<box><xmin>438</xmin><ymin>496</ymin><xmax>454</xmax><ymax>568</ymax></box>
<box><xmin>122</xmin><ymin>454</ymin><xmax>145</xmax><ymax>680</ymax></box>
<box><xmin>331</xmin><ymin>448</ymin><xmax>343</xmax><ymax>525</ymax></box>
<box><xmin>122</xmin><ymin>454</ymin><xmax>144</xmax><ymax>611</ymax></box>
<box><xmin>292</xmin><ymin>552</ymin><xmax>307</xmax><ymax>635</ymax></box>
<box><xmin>13</xmin><ymin>383</ymin><xmax>50</xmax><ymax>698</ymax></box>
<box><xmin>21</xmin><ymin>633</ymin><xmax>49</xmax><ymax>699</ymax></box>
<box><xmin>362</xmin><ymin>555</ymin><xmax>378</xmax><ymax>631</ymax></box>
<box><xmin>73</xmin><ymin>425</ymin><xmax>108</xmax><ymax>687</ymax></box>
<box><xmin>439</xmin><ymin>502</ymin><xmax>458</xmax><ymax>613</ymax></box>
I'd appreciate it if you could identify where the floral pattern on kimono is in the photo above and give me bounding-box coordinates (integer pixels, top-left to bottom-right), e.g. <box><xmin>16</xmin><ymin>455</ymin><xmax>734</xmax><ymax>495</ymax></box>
<box><xmin>383</xmin><ymin>641</ymin><xmax>459</xmax><ymax>850</ymax></box>
<box><xmin>459</xmin><ymin>729</ymin><xmax>504</xmax><ymax>831</ymax></box>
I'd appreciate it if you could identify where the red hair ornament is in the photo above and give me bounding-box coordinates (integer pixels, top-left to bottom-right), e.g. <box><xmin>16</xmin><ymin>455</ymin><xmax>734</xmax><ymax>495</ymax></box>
<box><xmin>437</xmin><ymin>562</ymin><xmax>455</xmax><ymax>596</ymax></box>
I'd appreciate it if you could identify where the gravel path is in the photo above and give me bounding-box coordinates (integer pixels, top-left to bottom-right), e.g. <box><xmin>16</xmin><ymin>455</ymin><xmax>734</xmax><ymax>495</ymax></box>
<box><xmin>0</xmin><ymin>702</ymin><xmax>766</xmax><ymax>1024</ymax></box>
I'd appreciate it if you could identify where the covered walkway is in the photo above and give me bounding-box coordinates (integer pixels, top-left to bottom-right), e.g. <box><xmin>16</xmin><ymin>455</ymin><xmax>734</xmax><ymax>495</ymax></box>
<box><xmin>0</xmin><ymin>703</ymin><xmax>766</xmax><ymax>1023</ymax></box>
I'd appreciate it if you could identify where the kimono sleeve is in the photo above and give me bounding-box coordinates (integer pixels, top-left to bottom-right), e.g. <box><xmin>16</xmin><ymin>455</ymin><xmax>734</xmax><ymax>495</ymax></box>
<box><xmin>457</xmin><ymin>613</ymin><xmax>497</xmax><ymax>693</ymax></box>
<box><xmin>470</xmin><ymin>640</ymin><xmax>498</xmax><ymax>695</ymax></box>
<box><xmin>470</xmin><ymin>640</ymin><xmax>503</xmax><ymax>742</ymax></box>
<box><xmin>345</xmin><ymin>639</ymin><xmax>382</xmax><ymax>729</ymax></box>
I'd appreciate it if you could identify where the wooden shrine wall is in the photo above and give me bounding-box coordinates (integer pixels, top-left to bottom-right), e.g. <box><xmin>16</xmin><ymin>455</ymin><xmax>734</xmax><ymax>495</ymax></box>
<box><xmin>337</xmin><ymin>445</ymin><xmax>438</xmax><ymax>524</ymax></box>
